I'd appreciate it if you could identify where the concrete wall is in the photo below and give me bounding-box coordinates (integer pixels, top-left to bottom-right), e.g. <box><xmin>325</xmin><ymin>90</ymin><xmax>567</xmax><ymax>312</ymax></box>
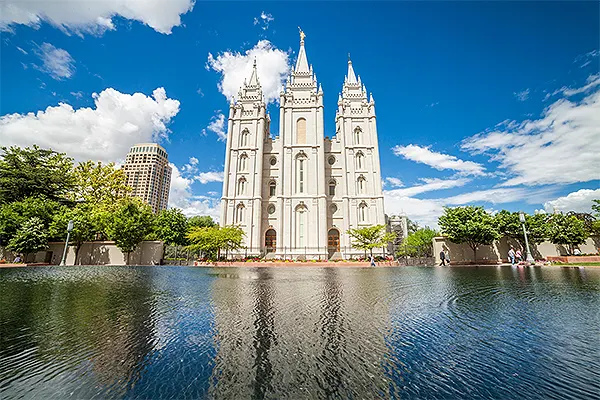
<box><xmin>433</xmin><ymin>236</ymin><xmax>600</xmax><ymax>264</ymax></box>
<box><xmin>1</xmin><ymin>241</ymin><xmax>164</xmax><ymax>265</ymax></box>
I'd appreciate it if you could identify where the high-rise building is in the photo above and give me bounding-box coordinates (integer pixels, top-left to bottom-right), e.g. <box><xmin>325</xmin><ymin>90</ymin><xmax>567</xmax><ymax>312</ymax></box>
<box><xmin>220</xmin><ymin>31</ymin><xmax>385</xmax><ymax>259</ymax></box>
<box><xmin>122</xmin><ymin>143</ymin><xmax>172</xmax><ymax>213</ymax></box>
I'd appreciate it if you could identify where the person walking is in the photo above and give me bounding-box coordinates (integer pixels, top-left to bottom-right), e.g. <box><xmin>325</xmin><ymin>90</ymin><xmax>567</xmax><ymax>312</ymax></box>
<box><xmin>508</xmin><ymin>246</ymin><xmax>516</xmax><ymax>266</ymax></box>
<box><xmin>439</xmin><ymin>250</ymin><xmax>446</xmax><ymax>266</ymax></box>
<box><xmin>515</xmin><ymin>249</ymin><xmax>522</xmax><ymax>263</ymax></box>
<box><xmin>370</xmin><ymin>255</ymin><xmax>376</xmax><ymax>267</ymax></box>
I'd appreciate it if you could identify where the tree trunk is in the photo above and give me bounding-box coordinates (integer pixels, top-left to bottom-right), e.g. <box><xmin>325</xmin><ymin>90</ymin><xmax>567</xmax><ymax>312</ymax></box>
<box><xmin>75</xmin><ymin>244</ymin><xmax>82</xmax><ymax>265</ymax></box>
<box><xmin>126</xmin><ymin>251</ymin><xmax>130</xmax><ymax>265</ymax></box>
<box><xmin>471</xmin><ymin>244</ymin><xmax>477</xmax><ymax>264</ymax></box>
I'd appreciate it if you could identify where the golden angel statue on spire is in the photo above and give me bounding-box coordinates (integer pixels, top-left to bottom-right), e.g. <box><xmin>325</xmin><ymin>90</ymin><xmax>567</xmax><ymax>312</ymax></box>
<box><xmin>298</xmin><ymin>26</ymin><xmax>306</xmax><ymax>42</ymax></box>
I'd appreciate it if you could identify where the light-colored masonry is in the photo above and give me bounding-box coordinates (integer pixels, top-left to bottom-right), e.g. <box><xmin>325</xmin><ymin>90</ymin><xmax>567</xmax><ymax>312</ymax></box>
<box><xmin>220</xmin><ymin>32</ymin><xmax>385</xmax><ymax>259</ymax></box>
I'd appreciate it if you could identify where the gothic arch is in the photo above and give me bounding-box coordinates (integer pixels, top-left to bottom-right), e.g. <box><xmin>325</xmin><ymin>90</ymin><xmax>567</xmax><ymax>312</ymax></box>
<box><xmin>358</xmin><ymin>201</ymin><xmax>368</xmax><ymax>223</ymax></box>
<box><xmin>296</xmin><ymin>117</ymin><xmax>306</xmax><ymax>144</ymax></box>
<box><xmin>356</xmin><ymin>151</ymin><xmax>365</xmax><ymax>170</ymax></box>
<box><xmin>328</xmin><ymin>179</ymin><xmax>336</xmax><ymax>196</ymax></box>
<box><xmin>236</xmin><ymin>203</ymin><xmax>245</xmax><ymax>223</ymax></box>
<box><xmin>354</xmin><ymin>126</ymin><xmax>362</xmax><ymax>145</ymax></box>
<box><xmin>237</xmin><ymin>176</ymin><xmax>247</xmax><ymax>195</ymax></box>
<box><xmin>357</xmin><ymin>175</ymin><xmax>366</xmax><ymax>194</ymax></box>
<box><xmin>240</xmin><ymin>128</ymin><xmax>250</xmax><ymax>147</ymax></box>
<box><xmin>239</xmin><ymin>152</ymin><xmax>248</xmax><ymax>171</ymax></box>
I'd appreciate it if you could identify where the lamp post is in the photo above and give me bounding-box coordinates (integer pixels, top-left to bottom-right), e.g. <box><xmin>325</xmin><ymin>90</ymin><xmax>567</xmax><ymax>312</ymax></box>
<box><xmin>519</xmin><ymin>212</ymin><xmax>535</xmax><ymax>264</ymax></box>
<box><xmin>60</xmin><ymin>220</ymin><xmax>74</xmax><ymax>266</ymax></box>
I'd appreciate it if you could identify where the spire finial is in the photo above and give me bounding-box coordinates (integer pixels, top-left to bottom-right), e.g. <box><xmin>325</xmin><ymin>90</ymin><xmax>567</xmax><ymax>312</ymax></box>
<box><xmin>348</xmin><ymin>53</ymin><xmax>351</xmax><ymax>62</ymax></box>
<box><xmin>298</xmin><ymin>27</ymin><xmax>306</xmax><ymax>44</ymax></box>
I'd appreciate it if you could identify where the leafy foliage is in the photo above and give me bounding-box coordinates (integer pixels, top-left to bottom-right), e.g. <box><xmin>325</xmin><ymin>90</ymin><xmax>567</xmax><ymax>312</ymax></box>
<box><xmin>397</xmin><ymin>227</ymin><xmax>438</xmax><ymax>257</ymax></box>
<box><xmin>347</xmin><ymin>224</ymin><xmax>396</xmax><ymax>257</ymax></box>
<box><xmin>547</xmin><ymin>213</ymin><xmax>589</xmax><ymax>254</ymax></box>
<box><xmin>494</xmin><ymin>210</ymin><xmax>548</xmax><ymax>247</ymax></box>
<box><xmin>186</xmin><ymin>225</ymin><xmax>244</xmax><ymax>259</ymax></box>
<box><xmin>49</xmin><ymin>204</ymin><xmax>98</xmax><ymax>264</ymax></box>
<box><xmin>152</xmin><ymin>208</ymin><xmax>188</xmax><ymax>246</ymax></box>
<box><xmin>187</xmin><ymin>215</ymin><xmax>217</xmax><ymax>229</ymax></box>
<box><xmin>0</xmin><ymin>145</ymin><xmax>75</xmax><ymax>204</ymax></box>
<box><xmin>69</xmin><ymin>161</ymin><xmax>131</xmax><ymax>204</ymax></box>
<box><xmin>7</xmin><ymin>217</ymin><xmax>48</xmax><ymax>256</ymax></box>
<box><xmin>0</xmin><ymin>196</ymin><xmax>64</xmax><ymax>244</ymax></box>
<box><xmin>438</xmin><ymin>206</ymin><xmax>500</xmax><ymax>260</ymax></box>
<box><xmin>105</xmin><ymin>199</ymin><xmax>154</xmax><ymax>264</ymax></box>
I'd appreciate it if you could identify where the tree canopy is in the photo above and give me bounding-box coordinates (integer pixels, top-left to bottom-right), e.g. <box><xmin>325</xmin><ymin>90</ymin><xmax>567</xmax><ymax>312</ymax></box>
<box><xmin>547</xmin><ymin>213</ymin><xmax>589</xmax><ymax>254</ymax></box>
<box><xmin>0</xmin><ymin>145</ymin><xmax>75</xmax><ymax>204</ymax></box>
<box><xmin>105</xmin><ymin>199</ymin><xmax>154</xmax><ymax>264</ymax></box>
<box><xmin>397</xmin><ymin>227</ymin><xmax>438</xmax><ymax>257</ymax></box>
<box><xmin>69</xmin><ymin>161</ymin><xmax>131</xmax><ymax>204</ymax></box>
<box><xmin>187</xmin><ymin>215</ymin><xmax>217</xmax><ymax>229</ymax></box>
<box><xmin>186</xmin><ymin>225</ymin><xmax>244</xmax><ymax>260</ymax></box>
<box><xmin>152</xmin><ymin>208</ymin><xmax>188</xmax><ymax>246</ymax></box>
<box><xmin>438</xmin><ymin>206</ymin><xmax>500</xmax><ymax>261</ymax></box>
<box><xmin>49</xmin><ymin>204</ymin><xmax>98</xmax><ymax>264</ymax></box>
<box><xmin>494</xmin><ymin>210</ymin><xmax>548</xmax><ymax>247</ymax></box>
<box><xmin>347</xmin><ymin>224</ymin><xmax>396</xmax><ymax>257</ymax></box>
<box><xmin>7</xmin><ymin>217</ymin><xmax>48</xmax><ymax>257</ymax></box>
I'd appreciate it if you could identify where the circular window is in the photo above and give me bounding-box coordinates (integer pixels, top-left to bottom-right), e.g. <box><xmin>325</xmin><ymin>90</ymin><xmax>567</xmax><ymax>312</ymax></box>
<box><xmin>328</xmin><ymin>156</ymin><xmax>336</xmax><ymax>165</ymax></box>
<box><xmin>267</xmin><ymin>204</ymin><xmax>276</xmax><ymax>214</ymax></box>
<box><xmin>330</xmin><ymin>204</ymin><xmax>338</xmax><ymax>214</ymax></box>
<box><xmin>270</xmin><ymin>157</ymin><xmax>277</xmax><ymax>166</ymax></box>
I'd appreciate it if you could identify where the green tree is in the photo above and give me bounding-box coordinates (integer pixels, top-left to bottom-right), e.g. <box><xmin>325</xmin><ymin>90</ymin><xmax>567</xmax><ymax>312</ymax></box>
<box><xmin>187</xmin><ymin>215</ymin><xmax>217</xmax><ymax>230</ymax></box>
<box><xmin>49</xmin><ymin>204</ymin><xmax>98</xmax><ymax>264</ymax></box>
<box><xmin>186</xmin><ymin>225</ymin><xmax>244</xmax><ymax>260</ymax></box>
<box><xmin>0</xmin><ymin>196</ymin><xmax>64</xmax><ymax>243</ymax></box>
<box><xmin>7</xmin><ymin>217</ymin><xmax>48</xmax><ymax>259</ymax></box>
<box><xmin>438</xmin><ymin>206</ymin><xmax>500</xmax><ymax>261</ymax></box>
<box><xmin>397</xmin><ymin>227</ymin><xmax>438</xmax><ymax>257</ymax></box>
<box><xmin>547</xmin><ymin>213</ymin><xmax>589</xmax><ymax>254</ymax></box>
<box><xmin>494</xmin><ymin>210</ymin><xmax>548</xmax><ymax>248</ymax></box>
<box><xmin>347</xmin><ymin>224</ymin><xmax>396</xmax><ymax>258</ymax></box>
<box><xmin>152</xmin><ymin>208</ymin><xmax>188</xmax><ymax>246</ymax></box>
<box><xmin>0</xmin><ymin>145</ymin><xmax>75</xmax><ymax>204</ymax></box>
<box><xmin>106</xmin><ymin>199</ymin><xmax>154</xmax><ymax>264</ymax></box>
<box><xmin>407</xmin><ymin>218</ymin><xmax>419</xmax><ymax>235</ymax></box>
<box><xmin>591</xmin><ymin>199</ymin><xmax>600</xmax><ymax>235</ymax></box>
<box><xmin>69</xmin><ymin>161</ymin><xmax>131</xmax><ymax>204</ymax></box>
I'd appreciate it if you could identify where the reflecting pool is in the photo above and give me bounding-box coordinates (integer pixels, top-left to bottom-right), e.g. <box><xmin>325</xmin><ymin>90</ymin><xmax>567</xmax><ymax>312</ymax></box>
<box><xmin>1</xmin><ymin>266</ymin><xmax>599</xmax><ymax>399</ymax></box>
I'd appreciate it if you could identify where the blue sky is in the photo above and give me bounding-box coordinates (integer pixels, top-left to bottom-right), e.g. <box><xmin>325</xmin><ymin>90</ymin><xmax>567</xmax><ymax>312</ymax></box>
<box><xmin>1</xmin><ymin>1</ymin><xmax>599</xmax><ymax>227</ymax></box>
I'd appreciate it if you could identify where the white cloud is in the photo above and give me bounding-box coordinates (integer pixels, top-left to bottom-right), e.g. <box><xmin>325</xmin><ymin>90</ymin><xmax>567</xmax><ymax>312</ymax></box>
<box><xmin>16</xmin><ymin>46</ymin><xmax>27</xmax><ymax>54</ymax></box>
<box><xmin>386</xmin><ymin>177</ymin><xmax>470</xmax><ymax>198</ymax></box>
<box><xmin>196</xmin><ymin>171</ymin><xmax>224</xmax><ymax>184</ymax></box>
<box><xmin>33</xmin><ymin>43</ymin><xmax>75</xmax><ymax>80</ymax></box>
<box><xmin>384</xmin><ymin>177</ymin><xmax>404</xmax><ymax>188</ymax></box>
<box><xmin>207</xmin><ymin>40</ymin><xmax>290</xmax><ymax>104</ymax></box>
<box><xmin>70</xmin><ymin>91</ymin><xmax>83</xmax><ymax>98</ymax></box>
<box><xmin>189</xmin><ymin>157</ymin><xmax>198</xmax><ymax>165</ymax></box>
<box><xmin>461</xmin><ymin>77</ymin><xmax>600</xmax><ymax>187</ymax></box>
<box><xmin>514</xmin><ymin>88</ymin><xmax>530</xmax><ymax>101</ymax></box>
<box><xmin>0</xmin><ymin>0</ymin><xmax>194</xmax><ymax>35</ymax></box>
<box><xmin>544</xmin><ymin>188</ymin><xmax>600</xmax><ymax>214</ymax></box>
<box><xmin>205</xmin><ymin>112</ymin><xmax>226</xmax><ymax>142</ymax></box>
<box><xmin>196</xmin><ymin>88</ymin><xmax>204</xmax><ymax>97</ymax></box>
<box><xmin>253</xmin><ymin>11</ymin><xmax>274</xmax><ymax>30</ymax></box>
<box><xmin>168</xmin><ymin>163</ymin><xmax>221</xmax><ymax>221</ymax></box>
<box><xmin>0</xmin><ymin>87</ymin><xmax>180</xmax><ymax>163</ymax></box>
<box><xmin>384</xmin><ymin>195</ymin><xmax>444</xmax><ymax>229</ymax></box>
<box><xmin>574</xmin><ymin>49</ymin><xmax>599</xmax><ymax>68</ymax></box>
<box><xmin>392</xmin><ymin>144</ymin><xmax>486</xmax><ymax>176</ymax></box>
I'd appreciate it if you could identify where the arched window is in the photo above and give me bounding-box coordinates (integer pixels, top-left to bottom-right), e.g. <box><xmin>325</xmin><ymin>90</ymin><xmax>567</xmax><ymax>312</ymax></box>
<box><xmin>357</xmin><ymin>176</ymin><xmax>366</xmax><ymax>194</ymax></box>
<box><xmin>236</xmin><ymin>204</ymin><xmax>245</xmax><ymax>223</ymax></box>
<box><xmin>269</xmin><ymin>181</ymin><xmax>276</xmax><ymax>197</ymax></box>
<box><xmin>296</xmin><ymin>153</ymin><xmax>307</xmax><ymax>193</ymax></box>
<box><xmin>240</xmin><ymin>129</ymin><xmax>249</xmax><ymax>147</ymax></box>
<box><xmin>296</xmin><ymin>118</ymin><xmax>306</xmax><ymax>144</ymax></box>
<box><xmin>329</xmin><ymin>180</ymin><xmax>336</xmax><ymax>196</ymax></box>
<box><xmin>356</xmin><ymin>152</ymin><xmax>364</xmax><ymax>170</ymax></box>
<box><xmin>238</xmin><ymin>177</ymin><xmax>246</xmax><ymax>195</ymax></box>
<box><xmin>239</xmin><ymin>154</ymin><xmax>248</xmax><ymax>171</ymax></box>
<box><xmin>296</xmin><ymin>205</ymin><xmax>307</xmax><ymax>247</ymax></box>
<box><xmin>358</xmin><ymin>202</ymin><xmax>368</xmax><ymax>223</ymax></box>
<box><xmin>355</xmin><ymin>127</ymin><xmax>362</xmax><ymax>145</ymax></box>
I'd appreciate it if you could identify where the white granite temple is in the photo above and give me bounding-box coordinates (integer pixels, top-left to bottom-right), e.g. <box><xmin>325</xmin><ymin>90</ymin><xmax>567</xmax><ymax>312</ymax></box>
<box><xmin>220</xmin><ymin>31</ymin><xmax>385</xmax><ymax>259</ymax></box>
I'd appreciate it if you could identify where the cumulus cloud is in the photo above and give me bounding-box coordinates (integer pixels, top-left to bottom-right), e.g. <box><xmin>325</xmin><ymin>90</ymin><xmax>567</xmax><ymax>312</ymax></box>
<box><xmin>0</xmin><ymin>87</ymin><xmax>180</xmax><ymax>163</ymax></box>
<box><xmin>33</xmin><ymin>43</ymin><xmax>75</xmax><ymax>80</ymax></box>
<box><xmin>253</xmin><ymin>11</ymin><xmax>274</xmax><ymax>30</ymax></box>
<box><xmin>514</xmin><ymin>88</ymin><xmax>530</xmax><ymax>101</ymax></box>
<box><xmin>386</xmin><ymin>177</ymin><xmax>470</xmax><ymax>198</ymax></box>
<box><xmin>196</xmin><ymin>171</ymin><xmax>224</xmax><ymax>184</ymax></box>
<box><xmin>207</xmin><ymin>40</ymin><xmax>290</xmax><ymax>104</ymax></box>
<box><xmin>168</xmin><ymin>164</ymin><xmax>221</xmax><ymax>220</ymax></box>
<box><xmin>204</xmin><ymin>112</ymin><xmax>227</xmax><ymax>141</ymax></box>
<box><xmin>461</xmin><ymin>76</ymin><xmax>600</xmax><ymax>187</ymax></box>
<box><xmin>392</xmin><ymin>144</ymin><xmax>486</xmax><ymax>176</ymax></box>
<box><xmin>543</xmin><ymin>188</ymin><xmax>600</xmax><ymax>214</ymax></box>
<box><xmin>0</xmin><ymin>0</ymin><xmax>194</xmax><ymax>35</ymax></box>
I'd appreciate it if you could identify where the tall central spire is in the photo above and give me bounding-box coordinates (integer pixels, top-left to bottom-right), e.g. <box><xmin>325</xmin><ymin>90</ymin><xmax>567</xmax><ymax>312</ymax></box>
<box><xmin>295</xmin><ymin>27</ymin><xmax>310</xmax><ymax>73</ymax></box>
<box><xmin>346</xmin><ymin>54</ymin><xmax>357</xmax><ymax>84</ymax></box>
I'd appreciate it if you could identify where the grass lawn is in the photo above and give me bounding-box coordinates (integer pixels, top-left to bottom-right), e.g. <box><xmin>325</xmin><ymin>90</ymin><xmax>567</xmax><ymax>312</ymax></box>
<box><xmin>552</xmin><ymin>261</ymin><xmax>600</xmax><ymax>266</ymax></box>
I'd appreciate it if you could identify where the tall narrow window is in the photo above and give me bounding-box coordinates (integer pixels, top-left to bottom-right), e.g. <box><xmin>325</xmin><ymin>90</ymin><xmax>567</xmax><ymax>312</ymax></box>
<box><xmin>239</xmin><ymin>154</ymin><xmax>248</xmax><ymax>171</ymax></box>
<box><xmin>236</xmin><ymin>204</ymin><xmax>245</xmax><ymax>223</ymax></box>
<box><xmin>238</xmin><ymin>178</ymin><xmax>246</xmax><ymax>195</ymax></box>
<box><xmin>240</xmin><ymin>129</ymin><xmax>249</xmax><ymax>147</ymax></box>
<box><xmin>269</xmin><ymin>181</ymin><xmax>276</xmax><ymax>197</ymax></box>
<box><xmin>299</xmin><ymin>160</ymin><xmax>304</xmax><ymax>193</ymax></box>
<box><xmin>296</xmin><ymin>118</ymin><xmax>306</xmax><ymax>144</ymax></box>
<box><xmin>359</xmin><ymin>202</ymin><xmax>367</xmax><ymax>223</ymax></box>
<box><xmin>355</xmin><ymin>127</ymin><xmax>361</xmax><ymax>145</ymax></box>
<box><xmin>357</xmin><ymin>176</ymin><xmax>365</xmax><ymax>194</ymax></box>
<box><xmin>356</xmin><ymin>152</ymin><xmax>364</xmax><ymax>170</ymax></box>
<box><xmin>296</xmin><ymin>206</ymin><xmax>306</xmax><ymax>247</ymax></box>
<box><xmin>329</xmin><ymin>180</ymin><xmax>336</xmax><ymax>196</ymax></box>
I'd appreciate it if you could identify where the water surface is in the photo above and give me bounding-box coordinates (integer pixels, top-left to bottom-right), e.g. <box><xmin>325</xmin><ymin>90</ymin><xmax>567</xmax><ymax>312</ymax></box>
<box><xmin>1</xmin><ymin>266</ymin><xmax>599</xmax><ymax>399</ymax></box>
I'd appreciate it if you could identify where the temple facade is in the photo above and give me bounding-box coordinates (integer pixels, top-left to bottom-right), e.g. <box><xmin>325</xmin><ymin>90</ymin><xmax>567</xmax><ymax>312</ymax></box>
<box><xmin>220</xmin><ymin>32</ymin><xmax>385</xmax><ymax>259</ymax></box>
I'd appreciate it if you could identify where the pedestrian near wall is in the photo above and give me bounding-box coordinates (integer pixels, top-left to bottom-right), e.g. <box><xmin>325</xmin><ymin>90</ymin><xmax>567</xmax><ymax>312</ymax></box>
<box><xmin>439</xmin><ymin>250</ymin><xmax>446</xmax><ymax>266</ymax></box>
<box><xmin>508</xmin><ymin>246</ymin><xmax>516</xmax><ymax>266</ymax></box>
